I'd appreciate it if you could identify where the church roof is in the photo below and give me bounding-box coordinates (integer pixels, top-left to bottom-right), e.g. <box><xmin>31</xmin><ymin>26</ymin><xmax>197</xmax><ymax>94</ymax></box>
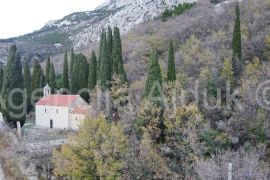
<box><xmin>71</xmin><ymin>105</ymin><xmax>91</xmax><ymax>114</ymax></box>
<box><xmin>36</xmin><ymin>95</ymin><xmax>79</xmax><ymax>107</ymax></box>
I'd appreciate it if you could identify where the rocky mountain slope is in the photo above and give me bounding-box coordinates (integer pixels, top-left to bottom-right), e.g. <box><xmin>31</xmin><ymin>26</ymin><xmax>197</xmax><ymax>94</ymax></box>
<box><xmin>0</xmin><ymin>0</ymin><xmax>196</xmax><ymax>63</ymax></box>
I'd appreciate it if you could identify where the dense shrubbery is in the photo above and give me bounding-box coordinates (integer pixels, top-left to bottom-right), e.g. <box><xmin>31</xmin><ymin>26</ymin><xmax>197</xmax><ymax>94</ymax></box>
<box><xmin>161</xmin><ymin>2</ymin><xmax>196</xmax><ymax>21</ymax></box>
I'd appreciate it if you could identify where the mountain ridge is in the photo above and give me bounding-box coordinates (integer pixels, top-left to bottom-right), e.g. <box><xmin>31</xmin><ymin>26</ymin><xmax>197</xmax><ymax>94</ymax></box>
<box><xmin>0</xmin><ymin>0</ymin><xmax>196</xmax><ymax>64</ymax></box>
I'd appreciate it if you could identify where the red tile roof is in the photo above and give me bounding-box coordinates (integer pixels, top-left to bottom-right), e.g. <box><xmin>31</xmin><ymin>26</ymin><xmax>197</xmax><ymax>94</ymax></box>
<box><xmin>71</xmin><ymin>105</ymin><xmax>91</xmax><ymax>114</ymax></box>
<box><xmin>36</xmin><ymin>95</ymin><xmax>79</xmax><ymax>107</ymax></box>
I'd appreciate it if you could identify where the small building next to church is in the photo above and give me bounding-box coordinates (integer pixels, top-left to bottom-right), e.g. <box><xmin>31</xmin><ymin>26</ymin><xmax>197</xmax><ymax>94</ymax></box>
<box><xmin>35</xmin><ymin>84</ymin><xmax>91</xmax><ymax>130</ymax></box>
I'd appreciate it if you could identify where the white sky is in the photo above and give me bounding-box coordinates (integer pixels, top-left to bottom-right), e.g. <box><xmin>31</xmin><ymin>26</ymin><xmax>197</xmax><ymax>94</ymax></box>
<box><xmin>0</xmin><ymin>0</ymin><xmax>104</xmax><ymax>39</ymax></box>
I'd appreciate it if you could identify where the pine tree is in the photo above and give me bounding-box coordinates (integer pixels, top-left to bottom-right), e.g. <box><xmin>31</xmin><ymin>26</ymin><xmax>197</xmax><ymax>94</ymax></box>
<box><xmin>2</xmin><ymin>45</ymin><xmax>25</xmax><ymax>124</ymax></box>
<box><xmin>88</xmin><ymin>51</ymin><xmax>97</xmax><ymax>91</ymax></box>
<box><xmin>167</xmin><ymin>41</ymin><xmax>176</xmax><ymax>82</ymax></box>
<box><xmin>112</xmin><ymin>27</ymin><xmax>127</xmax><ymax>81</ymax></box>
<box><xmin>23</xmin><ymin>58</ymin><xmax>32</xmax><ymax>113</ymax></box>
<box><xmin>49</xmin><ymin>63</ymin><xmax>56</xmax><ymax>94</ymax></box>
<box><xmin>63</xmin><ymin>50</ymin><xmax>69</xmax><ymax>89</ymax></box>
<box><xmin>143</xmin><ymin>51</ymin><xmax>163</xmax><ymax>102</ymax></box>
<box><xmin>232</xmin><ymin>3</ymin><xmax>242</xmax><ymax>62</ymax></box>
<box><xmin>45</xmin><ymin>55</ymin><xmax>51</xmax><ymax>83</ymax></box>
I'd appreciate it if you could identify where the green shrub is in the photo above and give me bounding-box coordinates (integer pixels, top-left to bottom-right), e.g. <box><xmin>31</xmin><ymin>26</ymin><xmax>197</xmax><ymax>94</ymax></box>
<box><xmin>199</xmin><ymin>130</ymin><xmax>231</xmax><ymax>158</ymax></box>
<box><xmin>161</xmin><ymin>3</ymin><xmax>196</xmax><ymax>21</ymax></box>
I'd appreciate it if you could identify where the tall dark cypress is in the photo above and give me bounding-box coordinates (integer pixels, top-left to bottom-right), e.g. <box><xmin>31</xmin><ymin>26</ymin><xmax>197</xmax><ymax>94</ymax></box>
<box><xmin>63</xmin><ymin>50</ymin><xmax>69</xmax><ymax>89</ymax></box>
<box><xmin>40</xmin><ymin>71</ymin><xmax>46</xmax><ymax>89</ymax></box>
<box><xmin>23</xmin><ymin>58</ymin><xmax>32</xmax><ymax>114</ymax></box>
<box><xmin>2</xmin><ymin>45</ymin><xmax>25</xmax><ymax>125</ymax></box>
<box><xmin>143</xmin><ymin>50</ymin><xmax>163</xmax><ymax>101</ymax></box>
<box><xmin>31</xmin><ymin>59</ymin><xmax>42</xmax><ymax>91</ymax></box>
<box><xmin>112</xmin><ymin>27</ymin><xmax>127</xmax><ymax>81</ymax></box>
<box><xmin>88</xmin><ymin>51</ymin><xmax>97</xmax><ymax>90</ymax></box>
<box><xmin>98</xmin><ymin>32</ymin><xmax>110</xmax><ymax>89</ymax></box>
<box><xmin>97</xmin><ymin>30</ymin><xmax>105</xmax><ymax>77</ymax></box>
<box><xmin>232</xmin><ymin>3</ymin><xmax>242</xmax><ymax>62</ymax></box>
<box><xmin>0</xmin><ymin>67</ymin><xmax>3</xmax><ymax>90</ymax></box>
<box><xmin>45</xmin><ymin>55</ymin><xmax>51</xmax><ymax>83</ymax></box>
<box><xmin>70</xmin><ymin>49</ymin><xmax>74</xmax><ymax>76</ymax></box>
<box><xmin>49</xmin><ymin>63</ymin><xmax>56</xmax><ymax>94</ymax></box>
<box><xmin>70</xmin><ymin>54</ymin><xmax>89</xmax><ymax>100</ymax></box>
<box><xmin>107</xmin><ymin>27</ymin><xmax>113</xmax><ymax>77</ymax></box>
<box><xmin>167</xmin><ymin>41</ymin><xmax>176</xmax><ymax>82</ymax></box>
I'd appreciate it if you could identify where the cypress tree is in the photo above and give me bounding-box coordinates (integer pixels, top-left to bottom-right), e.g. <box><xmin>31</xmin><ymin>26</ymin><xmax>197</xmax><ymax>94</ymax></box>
<box><xmin>112</xmin><ymin>27</ymin><xmax>127</xmax><ymax>82</ymax></box>
<box><xmin>97</xmin><ymin>30</ymin><xmax>105</xmax><ymax>77</ymax></box>
<box><xmin>232</xmin><ymin>3</ymin><xmax>242</xmax><ymax>62</ymax></box>
<box><xmin>88</xmin><ymin>51</ymin><xmax>97</xmax><ymax>90</ymax></box>
<box><xmin>70</xmin><ymin>49</ymin><xmax>74</xmax><ymax>75</ymax></box>
<box><xmin>143</xmin><ymin>50</ymin><xmax>163</xmax><ymax>101</ymax></box>
<box><xmin>31</xmin><ymin>59</ymin><xmax>42</xmax><ymax>91</ymax></box>
<box><xmin>45</xmin><ymin>55</ymin><xmax>51</xmax><ymax>83</ymax></box>
<box><xmin>0</xmin><ymin>67</ymin><xmax>3</xmax><ymax>90</ymax></box>
<box><xmin>63</xmin><ymin>50</ymin><xmax>69</xmax><ymax>89</ymax></box>
<box><xmin>98</xmin><ymin>32</ymin><xmax>111</xmax><ymax>89</ymax></box>
<box><xmin>49</xmin><ymin>63</ymin><xmax>56</xmax><ymax>94</ymax></box>
<box><xmin>40</xmin><ymin>71</ymin><xmax>46</xmax><ymax>89</ymax></box>
<box><xmin>10</xmin><ymin>53</ymin><xmax>25</xmax><ymax>124</ymax></box>
<box><xmin>167</xmin><ymin>41</ymin><xmax>176</xmax><ymax>82</ymax></box>
<box><xmin>23</xmin><ymin>58</ymin><xmax>32</xmax><ymax>113</ymax></box>
<box><xmin>2</xmin><ymin>45</ymin><xmax>25</xmax><ymax>125</ymax></box>
<box><xmin>107</xmin><ymin>27</ymin><xmax>113</xmax><ymax>76</ymax></box>
<box><xmin>70</xmin><ymin>54</ymin><xmax>89</xmax><ymax>100</ymax></box>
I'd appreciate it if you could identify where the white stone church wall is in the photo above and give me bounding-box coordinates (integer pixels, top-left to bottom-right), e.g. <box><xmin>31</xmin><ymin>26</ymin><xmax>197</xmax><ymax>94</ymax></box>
<box><xmin>36</xmin><ymin>105</ymin><xmax>69</xmax><ymax>129</ymax></box>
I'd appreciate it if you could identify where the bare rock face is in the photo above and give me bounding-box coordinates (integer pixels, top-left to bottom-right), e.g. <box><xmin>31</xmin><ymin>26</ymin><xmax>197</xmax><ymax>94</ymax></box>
<box><xmin>71</xmin><ymin>0</ymin><xmax>197</xmax><ymax>49</ymax></box>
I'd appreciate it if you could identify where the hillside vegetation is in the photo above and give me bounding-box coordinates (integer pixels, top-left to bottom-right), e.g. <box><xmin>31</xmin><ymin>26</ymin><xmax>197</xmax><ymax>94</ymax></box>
<box><xmin>1</xmin><ymin>0</ymin><xmax>270</xmax><ymax>179</ymax></box>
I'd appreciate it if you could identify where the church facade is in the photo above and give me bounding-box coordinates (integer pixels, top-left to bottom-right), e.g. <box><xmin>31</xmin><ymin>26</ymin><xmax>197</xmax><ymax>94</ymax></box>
<box><xmin>35</xmin><ymin>85</ymin><xmax>91</xmax><ymax>130</ymax></box>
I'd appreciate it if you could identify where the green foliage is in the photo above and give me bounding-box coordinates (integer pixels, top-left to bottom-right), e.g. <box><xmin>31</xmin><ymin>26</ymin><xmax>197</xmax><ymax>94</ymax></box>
<box><xmin>112</xmin><ymin>27</ymin><xmax>127</xmax><ymax>81</ymax></box>
<box><xmin>88</xmin><ymin>51</ymin><xmax>97</xmax><ymax>91</ymax></box>
<box><xmin>70</xmin><ymin>54</ymin><xmax>89</xmax><ymax>100</ymax></box>
<box><xmin>70</xmin><ymin>49</ymin><xmax>74</xmax><ymax>75</ymax></box>
<box><xmin>221</xmin><ymin>58</ymin><xmax>235</xmax><ymax>86</ymax></box>
<box><xmin>143</xmin><ymin>50</ymin><xmax>163</xmax><ymax>102</ymax></box>
<box><xmin>31</xmin><ymin>59</ymin><xmax>43</xmax><ymax>93</ymax></box>
<box><xmin>23</xmin><ymin>58</ymin><xmax>32</xmax><ymax>113</ymax></box>
<box><xmin>264</xmin><ymin>35</ymin><xmax>270</xmax><ymax>61</ymax></box>
<box><xmin>62</xmin><ymin>50</ymin><xmax>69</xmax><ymax>89</ymax></box>
<box><xmin>49</xmin><ymin>63</ymin><xmax>56</xmax><ymax>93</ymax></box>
<box><xmin>161</xmin><ymin>3</ymin><xmax>195</xmax><ymax>21</ymax></box>
<box><xmin>1</xmin><ymin>45</ymin><xmax>25</xmax><ymax>124</ymax></box>
<box><xmin>53</xmin><ymin>114</ymin><xmax>129</xmax><ymax>179</ymax></box>
<box><xmin>56</xmin><ymin>74</ymin><xmax>63</xmax><ymax>90</ymax></box>
<box><xmin>98</xmin><ymin>30</ymin><xmax>111</xmax><ymax>89</ymax></box>
<box><xmin>199</xmin><ymin>130</ymin><xmax>231</xmax><ymax>158</ymax></box>
<box><xmin>167</xmin><ymin>41</ymin><xmax>176</xmax><ymax>82</ymax></box>
<box><xmin>137</xmin><ymin>100</ymin><xmax>165</xmax><ymax>143</ymax></box>
<box><xmin>0</xmin><ymin>67</ymin><xmax>3</xmax><ymax>90</ymax></box>
<box><xmin>232</xmin><ymin>3</ymin><xmax>242</xmax><ymax>62</ymax></box>
<box><xmin>45</xmin><ymin>56</ymin><xmax>51</xmax><ymax>84</ymax></box>
<box><xmin>107</xmin><ymin>26</ymin><xmax>113</xmax><ymax>75</ymax></box>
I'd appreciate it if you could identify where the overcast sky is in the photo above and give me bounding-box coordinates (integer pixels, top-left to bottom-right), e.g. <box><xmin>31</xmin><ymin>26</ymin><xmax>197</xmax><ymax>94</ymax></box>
<box><xmin>0</xmin><ymin>0</ymin><xmax>104</xmax><ymax>39</ymax></box>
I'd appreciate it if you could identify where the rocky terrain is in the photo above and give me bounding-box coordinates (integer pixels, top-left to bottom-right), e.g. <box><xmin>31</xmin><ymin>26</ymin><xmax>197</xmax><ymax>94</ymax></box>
<box><xmin>0</xmin><ymin>0</ymin><xmax>196</xmax><ymax>64</ymax></box>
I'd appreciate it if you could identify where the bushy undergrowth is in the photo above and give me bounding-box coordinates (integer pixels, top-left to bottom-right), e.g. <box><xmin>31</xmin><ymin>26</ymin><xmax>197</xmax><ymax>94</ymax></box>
<box><xmin>161</xmin><ymin>2</ymin><xmax>196</xmax><ymax>21</ymax></box>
